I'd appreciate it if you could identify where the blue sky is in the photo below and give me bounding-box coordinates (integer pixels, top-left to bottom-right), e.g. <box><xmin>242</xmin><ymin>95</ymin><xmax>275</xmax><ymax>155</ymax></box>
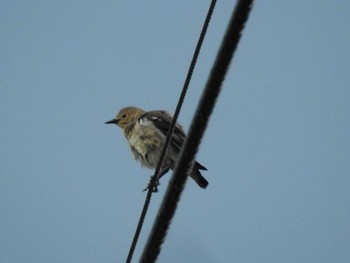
<box><xmin>1</xmin><ymin>1</ymin><xmax>350</xmax><ymax>262</ymax></box>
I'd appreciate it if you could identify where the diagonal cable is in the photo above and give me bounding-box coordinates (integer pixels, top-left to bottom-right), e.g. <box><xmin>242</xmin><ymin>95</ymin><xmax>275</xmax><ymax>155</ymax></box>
<box><xmin>139</xmin><ymin>0</ymin><xmax>255</xmax><ymax>262</ymax></box>
<box><xmin>125</xmin><ymin>1</ymin><xmax>217</xmax><ymax>262</ymax></box>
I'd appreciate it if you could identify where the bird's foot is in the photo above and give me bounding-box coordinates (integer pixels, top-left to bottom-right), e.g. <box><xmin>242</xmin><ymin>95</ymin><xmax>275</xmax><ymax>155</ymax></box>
<box><xmin>143</xmin><ymin>177</ymin><xmax>160</xmax><ymax>193</ymax></box>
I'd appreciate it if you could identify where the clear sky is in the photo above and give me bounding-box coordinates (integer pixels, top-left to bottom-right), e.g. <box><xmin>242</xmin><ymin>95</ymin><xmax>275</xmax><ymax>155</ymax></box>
<box><xmin>1</xmin><ymin>1</ymin><xmax>350</xmax><ymax>262</ymax></box>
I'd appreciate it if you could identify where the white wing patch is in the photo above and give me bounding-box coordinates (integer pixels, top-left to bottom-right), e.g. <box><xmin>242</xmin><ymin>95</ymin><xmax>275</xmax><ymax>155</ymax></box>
<box><xmin>150</xmin><ymin>116</ymin><xmax>160</xmax><ymax>121</ymax></box>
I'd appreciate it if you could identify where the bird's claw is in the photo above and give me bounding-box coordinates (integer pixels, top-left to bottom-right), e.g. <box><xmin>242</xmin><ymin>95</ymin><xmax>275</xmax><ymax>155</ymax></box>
<box><xmin>143</xmin><ymin>178</ymin><xmax>160</xmax><ymax>192</ymax></box>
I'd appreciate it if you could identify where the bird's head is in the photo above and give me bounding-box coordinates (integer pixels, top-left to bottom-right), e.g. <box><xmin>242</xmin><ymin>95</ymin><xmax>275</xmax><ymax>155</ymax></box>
<box><xmin>105</xmin><ymin>106</ymin><xmax>145</xmax><ymax>129</ymax></box>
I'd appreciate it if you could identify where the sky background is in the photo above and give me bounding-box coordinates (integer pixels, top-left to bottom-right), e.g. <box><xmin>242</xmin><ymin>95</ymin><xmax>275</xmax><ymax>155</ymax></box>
<box><xmin>1</xmin><ymin>1</ymin><xmax>350</xmax><ymax>262</ymax></box>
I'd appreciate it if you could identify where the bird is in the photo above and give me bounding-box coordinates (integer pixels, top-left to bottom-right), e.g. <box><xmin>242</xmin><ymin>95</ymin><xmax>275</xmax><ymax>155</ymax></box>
<box><xmin>105</xmin><ymin>106</ymin><xmax>208</xmax><ymax>190</ymax></box>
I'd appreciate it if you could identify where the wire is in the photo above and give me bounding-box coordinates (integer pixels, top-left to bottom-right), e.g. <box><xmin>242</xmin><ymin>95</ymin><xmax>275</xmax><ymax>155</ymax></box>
<box><xmin>139</xmin><ymin>0</ymin><xmax>254</xmax><ymax>262</ymax></box>
<box><xmin>125</xmin><ymin>1</ymin><xmax>217</xmax><ymax>262</ymax></box>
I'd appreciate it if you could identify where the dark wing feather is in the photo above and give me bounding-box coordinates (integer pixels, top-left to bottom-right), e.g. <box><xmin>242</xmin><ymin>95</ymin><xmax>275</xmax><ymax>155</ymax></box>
<box><xmin>142</xmin><ymin>110</ymin><xmax>208</xmax><ymax>188</ymax></box>
<box><xmin>142</xmin><ymin>111</ymin><xmax>185</xmax><ymax>152</ymax></box>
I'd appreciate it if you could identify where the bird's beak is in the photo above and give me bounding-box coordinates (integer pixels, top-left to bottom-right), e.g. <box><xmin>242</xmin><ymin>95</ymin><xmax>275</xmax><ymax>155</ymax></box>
<box><xmin>105</xmin><ymin>119</ymin><xmax>119</xmax><ymax>125</ymax></box>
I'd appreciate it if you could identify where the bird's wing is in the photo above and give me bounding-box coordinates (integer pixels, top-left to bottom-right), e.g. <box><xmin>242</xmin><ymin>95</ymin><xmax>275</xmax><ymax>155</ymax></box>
<box><xmin>142</xmin><ymin>111</ymin><xmax>186</xmax><ymax>152</ymax></box>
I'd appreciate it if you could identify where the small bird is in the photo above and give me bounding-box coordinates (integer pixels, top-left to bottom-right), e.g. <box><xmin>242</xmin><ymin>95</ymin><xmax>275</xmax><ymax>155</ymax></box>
<box><xmin>105</xmin><ymin>106</ymin><xmax>208</xmax><ymax>190</ymax></box>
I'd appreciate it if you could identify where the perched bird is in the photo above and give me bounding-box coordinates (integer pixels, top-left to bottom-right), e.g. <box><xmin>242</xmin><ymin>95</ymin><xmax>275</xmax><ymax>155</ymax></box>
<box><xmin>105</xmin><ymin>106</ymin><xmax>208</xmax><ymax>189</ymax></box>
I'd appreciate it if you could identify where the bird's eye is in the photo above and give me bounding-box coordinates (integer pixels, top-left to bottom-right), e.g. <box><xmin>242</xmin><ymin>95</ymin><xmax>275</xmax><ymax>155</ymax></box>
<box><xmin>121</xmin><ymin>114</ymin><xmax>127</xmax><ymax>118</ymax></box>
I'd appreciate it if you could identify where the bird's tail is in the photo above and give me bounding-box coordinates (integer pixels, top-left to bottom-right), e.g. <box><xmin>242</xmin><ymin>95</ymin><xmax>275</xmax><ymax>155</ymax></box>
<box><xmin>190</xmin><ymin>161</ymin><xmax>209</xmax><ymax>189</ymax></box>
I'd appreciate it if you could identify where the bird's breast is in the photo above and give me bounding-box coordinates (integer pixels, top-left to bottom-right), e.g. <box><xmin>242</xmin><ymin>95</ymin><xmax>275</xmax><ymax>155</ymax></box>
<box><xmin>125</xmin><ymin>120</ymin><xmax>164</xmax><ymax>164</ymax></box>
